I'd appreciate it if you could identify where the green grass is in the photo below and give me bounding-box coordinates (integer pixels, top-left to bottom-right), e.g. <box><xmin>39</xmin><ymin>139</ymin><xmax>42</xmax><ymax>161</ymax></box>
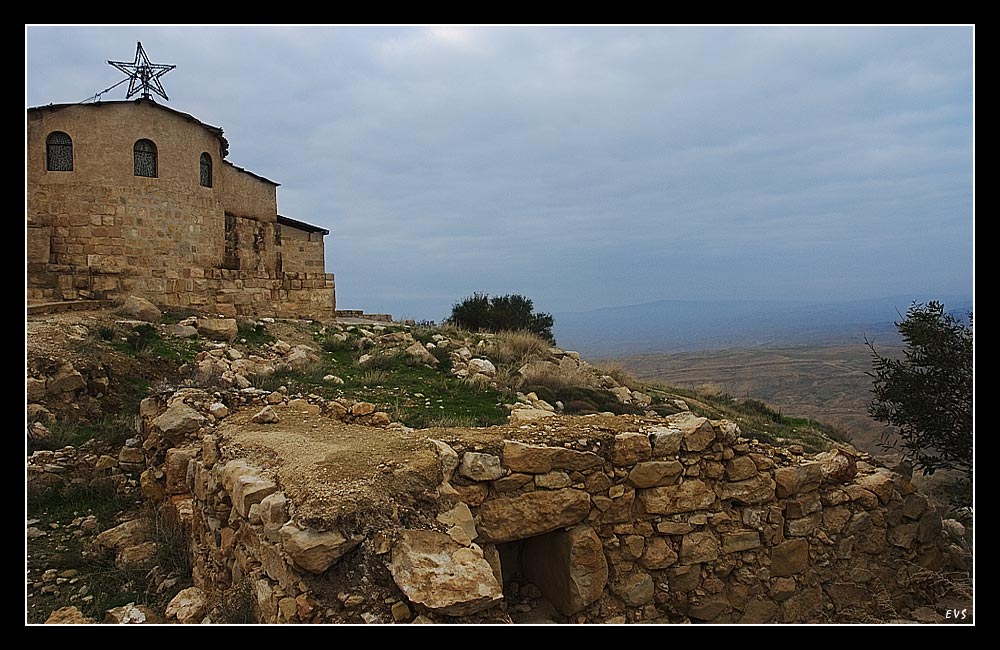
<box><xmin>237</xmin><ymin>321</ymin><xmax>275</xmax><ymax>347</ymax></box>
<box><xmin>160</xmin><ymin>308</ymin><xmax>199</xmax><ymax>325</ymax></box>
<box><xmin>29</xmin><ymin>414</ymin><xmax>138</xmax><ymax>453</ymax></box>
<box><xmin>109</xmin><ymin>323</ymin><xmax>200</xmax><ymax>363</ymax></box>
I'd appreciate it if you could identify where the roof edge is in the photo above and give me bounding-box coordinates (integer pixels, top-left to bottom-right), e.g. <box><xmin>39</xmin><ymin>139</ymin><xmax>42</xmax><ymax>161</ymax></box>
<box><xmin>278</xmin><ymin>214</ymin><xmax>329</xmax><ymax>235</ymax></box>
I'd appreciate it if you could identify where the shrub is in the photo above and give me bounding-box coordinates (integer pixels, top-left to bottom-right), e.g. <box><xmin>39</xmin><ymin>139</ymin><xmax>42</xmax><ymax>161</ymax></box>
<box><xmin>520</xmin><ymin>361</ymin><xmax>598</xmax><ymax>392</ymax></box>
<box><xmin>449</xmin><ymin>293</ymin><xmax>555</xmax><ymax>343</ymax></box>
<box><xmin>487</xmin><ymin>330</ymin><xmax>550</xmax><ymax>366</ymax></box>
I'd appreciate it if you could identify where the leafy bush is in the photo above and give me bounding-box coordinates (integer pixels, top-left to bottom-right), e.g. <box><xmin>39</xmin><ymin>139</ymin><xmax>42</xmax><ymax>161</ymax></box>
<box><xmin>449</xmin><ymin>293</ymin><xmax>555</xmax><ymax>343</ymax></box>
<box><xmin>868</xmin><ymin>301</ymin><xmax>972</xmax><ymax>480</ymax></box>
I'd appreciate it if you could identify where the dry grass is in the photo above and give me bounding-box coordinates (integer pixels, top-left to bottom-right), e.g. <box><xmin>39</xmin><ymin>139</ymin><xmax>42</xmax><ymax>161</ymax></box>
<box><xmin>487</xmin><ymin>330</ymin><xmax>551</xmax><ymax>365</ymax></box>
<box><xmin>520</xmin><ymin>361</ymin><xmax>599</xmax><ymax>392</ymax></box>
<box><xmin>593</xmin><ymin>361</ymin><xmax>643</xmax><ymax>391</ymax></box>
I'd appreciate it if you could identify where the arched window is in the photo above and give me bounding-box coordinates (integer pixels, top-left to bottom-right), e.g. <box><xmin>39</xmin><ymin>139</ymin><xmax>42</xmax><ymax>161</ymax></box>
<box><xmin>46</xmin><ymin>132</ymin><xmax>73</xmax><ymax>171</ymax></box>
<box><xmin>134</xmin><ymin>139</ymin><xmax>157</xmax><ymax>178</ymax></box>
<box><xmin>200</xmin><ymin>152</ymin><xmax>213</xmax><ymax>188</ymax></box>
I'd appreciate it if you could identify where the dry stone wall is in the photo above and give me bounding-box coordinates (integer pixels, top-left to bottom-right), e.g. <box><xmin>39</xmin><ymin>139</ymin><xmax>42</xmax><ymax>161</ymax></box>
<box><xmin>117</xmin><ymin>393</ymin><xmax>969</xmax><ymax>624</ymax></box>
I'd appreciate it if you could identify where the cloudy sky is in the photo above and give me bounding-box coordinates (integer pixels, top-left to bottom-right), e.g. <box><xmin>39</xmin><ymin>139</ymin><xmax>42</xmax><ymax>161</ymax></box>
<box><xmin>25</xmin><ymin>25</ymin><xmax>974</xmax><ymax>321</ymax></box>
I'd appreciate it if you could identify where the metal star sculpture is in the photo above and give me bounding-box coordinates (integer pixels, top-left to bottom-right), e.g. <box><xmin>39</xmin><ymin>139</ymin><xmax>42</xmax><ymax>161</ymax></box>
<box><xmin>108</xmin><ymin>42</ymin><xmax>176</xmax><ymax>101</ymax></box>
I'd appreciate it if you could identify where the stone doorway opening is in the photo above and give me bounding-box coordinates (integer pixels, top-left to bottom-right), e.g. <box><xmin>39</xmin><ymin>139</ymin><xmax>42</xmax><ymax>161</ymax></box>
<box><xmin>496</xmin><ymin>525</ymin><xmax>608</xmax><ymax>622</ymax></box>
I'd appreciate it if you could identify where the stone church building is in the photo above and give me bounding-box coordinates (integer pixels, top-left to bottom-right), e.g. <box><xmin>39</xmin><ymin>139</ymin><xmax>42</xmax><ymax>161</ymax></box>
<box><xmin>27</xmin><ymin>98</ymin><xmax>335</xmax><ymax>319</ymax></box>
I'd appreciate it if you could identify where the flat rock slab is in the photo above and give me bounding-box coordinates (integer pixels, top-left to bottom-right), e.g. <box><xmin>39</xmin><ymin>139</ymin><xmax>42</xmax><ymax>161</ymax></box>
<box><xmin>477</xmin><ymin>488</ymin><xmax>591</xmax><ymax>543</ymax></box>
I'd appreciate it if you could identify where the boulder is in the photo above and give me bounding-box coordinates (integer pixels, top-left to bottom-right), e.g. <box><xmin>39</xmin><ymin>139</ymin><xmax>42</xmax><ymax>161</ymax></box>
<box><xmin>405</xmin><ymin>342</ymin><xmax>439</xmax><ymax>367</ymax></box>
<box><xmin>640</xmin><ymin>536</ymin><xmax>678</xmax><ymax>570</ymax></box>
<box><xmin>522</xmin><ymin>525</ymin><xmax>608</xmax><ymax>616</ymax></box>
<box><xmin>165</xmin><ymin>587</ymin><xmax>208</xmax><ymax>624</ymax></box>
<box><xmin>104</xmin><ymin>603</ymin><xmax>161</xmax><ymax>624</ymax></box>
<box><xmin>612</xmin><ymin>432</ymin><xmax>651</xmax><ymax>466</ymax></box>
<box><xmin>665</xmin><ymin>412</ymin><xmax>716</xmax><ymax>451</ymax></box>
<box><xmin>122</xmin><ymin>295</ymin><xmax>160</xmax><ymax>322</ymax></box>
<box><xmin>197</xmin><ymin>318</ymin><xmax>238</xmax><ymax>342</ymax></box>
<box><xmin>627</xmin><ymin>461</ymin><xmax>683</xmax><ymax>488</ymax></box>
<box><xmin>680</xmin><ymin>531</ymin><xmax>719</xmax><ymax>564</ymax></box>
<box><xmin>164</xmin><ymin>324</ymin><xmax>198</xmax><ymax>338</ymax></box>
<box><xmin>468</xmin><ymin>358</ymin><xmax>496</xmax><ymax>376</ymax></box>
<box><xmin>477</xmin><ymin>488</ymin><xmax>591</xmax><ymax>543</ymax></box>
<box><xmin>771</xmin><ymin>538</ymin><xmax>809</xmax><ymax>576</ymax></box>
<box><xmin>46</xmin><ymin>363</ymin><xmax>86</xmax><ymax>395</ymax></box>
<box><xmin>640</xmin><ymin>479</ymin><xmax>715</xmax><ymax>515</ymax></box>
<box><xmin>279</xmin><ymin>524</ymin><xmax>360</xmax><ymax>574</ymax></box>
<box><xmin>502</xmin><ymin>441</ymin><xmax>602</xmax><ymax>473</ymax></box>
<box><xmin>817</xmin><ymin>448</ymin><xmax>858</xmax><ymax>483</ymax></box>
<box><xmin>92</xmin><ymin>519</ymin><xmax>147</xmax><ymax>554</ymax></box>
<box><xmin>44</xmin><ymin>606</ymin><xmax>93</xmax><ymax>624</ymax></box>
<box><xmin>714</xmin><ymin>473</ymin><xmax>776</xmax><ymax>505</ymax></box>
<box><xmin>459</xmin><ymin>452</ymin><xmax>504</xmax><ymax>481</ymax></box>
<box><xmin>389</xmin><ymin>530</ymin><xmax>503</xmax><ymax>616</ymax></box>
<box><xmin>251</xmin><ymin>406</ymin><xmax>280</xmax><ymax>424</ymax></box>
<box><xmin>773</xmin><ymin>462</ymin><xmax>823</xmax><ymax>498</ymax></box>
<box><xmin>611</xmin><ymin>572</ymin><xmax>654</xmax><ymax>607</ymax></box>
<box><xmin>152</xmin><ymin>403</ymin><xmax>206</xmax><ymax>438</ymax></box>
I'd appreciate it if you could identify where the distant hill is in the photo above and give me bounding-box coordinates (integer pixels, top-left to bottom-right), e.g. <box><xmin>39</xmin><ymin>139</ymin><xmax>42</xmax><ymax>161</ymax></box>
<box><xmin>553</xmin><ymin>295</ymin><xmax>972</xmax><ymax>357</ymax></box>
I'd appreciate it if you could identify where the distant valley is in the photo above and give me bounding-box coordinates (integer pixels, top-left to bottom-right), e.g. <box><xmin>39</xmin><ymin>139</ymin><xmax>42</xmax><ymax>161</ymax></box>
<box><xmin>553</xmin><ymin>295</ymin><xmax>971</xmax><ymax>453</ymax></box>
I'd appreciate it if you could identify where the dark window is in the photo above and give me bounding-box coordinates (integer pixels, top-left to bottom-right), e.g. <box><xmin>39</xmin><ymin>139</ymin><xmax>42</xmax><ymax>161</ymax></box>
<box><xmin>200</xmin><ymin>152</ymin><xmax>212</xmax><ymax>188</ymax></box>
<box><xmin>134</xmin><ymin>139</ymin><xmax>157</xmax><ymax>178</ymax></box>
<box><xmin>46</xmin><ymin>132</ymin><xmax>73</xmax><ymax>171</ymax></box>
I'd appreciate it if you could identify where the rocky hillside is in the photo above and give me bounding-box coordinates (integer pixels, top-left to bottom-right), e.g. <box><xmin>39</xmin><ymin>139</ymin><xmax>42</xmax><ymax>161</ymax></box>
<box><xmin>26</xmin><ymin>300</ymin><xmax>972</xmax><ymax>624</ymax></box>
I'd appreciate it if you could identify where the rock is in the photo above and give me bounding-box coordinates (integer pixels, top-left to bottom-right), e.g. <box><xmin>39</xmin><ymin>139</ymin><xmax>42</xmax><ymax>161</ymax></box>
<box><xmin>118</xmin><ymin>446</ymin><xmax>144</xmax><ymax>466</ymax></box>
<box><xmin>722</xmin><ymin>531</ymin><xmax>761</xmax><ymax>554</ymax></box>
<box><xmin>468</xmin><ymin>358</ymin><xmax>497</xmax><ymax>376</ymax></box>
<box><xmin>689</xmin><ymin>596</ymin><xmax>730</xmax><ymax>621</ymax></box>
<box><xmin>857</xmin><ymin>469</ymin><xmax>896</xmax><ymax>504</ymax></box>
<box><xmin>477</xmin><ymin>488</ymin><xmax>591</xmax><ymax>543</ymax></box>
<box><xmin>535</xmin><ymin>471</ymin><xmax>572</xmax><ymax>489</ymax></box>
<box><xmin>785</xmin><ymin>492</ymin><xmax>822</xmax><ymax>519</ymax></box>
<box><xmin>773</xmin><ymin>462</ymin><xmax>823</xmax><ymax>498</ymax></box>
<box><xmin>648</xmin><ymin>427</ymin><xmax>684</xmax><ymax>457</ymax></box>
<box><xmin>389</xmin><ymin>530</ymin><xmax>503</xmax><ymax>616</ymax></box>
<box><xmin>391</xmin><ymin>601</ymin><xmax>411</xmax><ymax>622</ymax></box>
<box><xmin>118</xmin><ymin>541</ymin><xmax>157</xmax><ymax>567</ymax></box>
<box><xmin>405</xmin><ymin>342</ymin><xmax>439</xmax><ymax>366</ymax></box>
<box><xmin>628</xmin><ymin>461</ymin><xmax>683</xmax><ymax>488</ymax></box>
<box><xmin>139</xmin><ymin>469</ymin><xmax>164</xmax><ymax>501</ymax></box>
<box><xmin>288</xmin><ymin>398</ymin><xmax>321</xmax><ymax>414</ymax></box>
<box><xmin>817</xmin><ymin>449</ymin><xmax>857</xmax><ymax>483</ymax></box>
<box><xmin>610</xmin><ymin>386</ymin><xmax>632</xmax><ymax>403</ymax></box>
<box><xmin>459</xmin><ymin>452</ymin><xmax>504</xmax><ymax>481</ymax></box>
<box><xmin>739</xmin><ymin>598</ymin><xmax>778</xmax><ymax>624</ymax></box>
<box><xmin>902</xmin><ymin>493</ymin><xmax>928</xmax><ymax>520</ymax></box>
<box><xmin>208</xmin><ymin>402</ymin><xmax>229</xmax><ymax>419</ymax></box>
<box><xmin>122</xmin><ymin>295</ymin><xmax>160</xmax><ymax>322</ymax></box>
<box><xmin>522</xmin><ymin>525</ymin><xmax>607</xmax><ymax>615</ymax></box>
<box><xmin>631</xmin><ymin>391</ymin><xmax>652</xmax><ymax>407</ymax></box>
<box><xmin>26</xmin><ymin>377</ymin><xmax>46</xmax><ymax>402</ymax></box>
<box><xmin>611</xmin><ymin>572</ymin><xmax>654</xmax><ymax>607</ymax></box>
<box><xmin>285</xmin><ymin>346</ymin><xmax>315</xmax><ymax>372</ymax></box>
<box><xmin>350</xmin><ymin>401</ymin><xmax>376</xmax><ymax>416</ymax></box>
<box><xmin>46</xmin><ymin>363</ymin><xmax>86</xmax><ymax>394</ymax></box>
<box><xmin>665</xmin><ymin>412</ymin><xmax>716</xmax><ymax>451</ymax></box>
<box><xmin>771</xmin><ymin>538</ymin><xmax>809</xmax><ymax>576</ymax></box>
<box><xmin>640</xmin><ymin>536</ymin><xmax>678</xmax><ymax>570</ymax></box>
<box><xmin>165</xmin><ymin>587</ymin><xmax>208</xmax><ymax>624</ymax></box>
<box><xmin>725</xmin><ymin>456</ymin><xmax>758</xmax><ymax>481</ymax></box>
<box><xmin>251</xmin><ymin>406</ymin><xmax>280</xmax><ymax>424</ymax></box>
<box><xmin>152</xmin><ymin>402</ymin><xmax>206</xmax><ymax>438</ymax></box>
<box><xmin>93</xmin><ymin>519</ymin><xmax>147</xmax><ymax>553</ymax></box>
<box><xmin>917</xmin><ymin>509</ymin><xmax>943</xmax><ymax>544</ymax></box>
<box><xmin>640</xmin><ymin>479</ymin><xmax>716</xmax><ymax>515</ymax></box>
<box><xmin>429</xmin><ymin>439</ymin><xmax>459</xmax><ymax>482</ymax></box>
<box><xmin>44</xmin><ymin>606</ymin><xmax>93</xmax><ymax>624</ymax></box>
<box><xmin>612</xmin><ymin>432</ymin><xmax>651</xmax><ymax>466</ymax></box>
<box><xmin>509</xmin><ymin>408</ymin><xmax>557</xmax><ymax>424</ymax></box>
<box><xmin>104</xmin><ymin>603</ymin><xmax>161</xmax><ymax>624</ymax></box>
<box><xmin>279</xmin><ymin>524</ymin><xmax>360</xmax><ymax>574</ymax></box>
<box><xmin>785</xmin><ymin>511</ymin><xmax>822</xmax><ymax>537</ymax></box>
<box><xmin>437</xmin><ymin>503</ymin><xmax>477</xmax><ymax>541</ymax></box>
<box><xmin>165</xmin><ymin>447</ymin><xmax>198</xmax><ymax>494</ymax></box>
<box><xmin>164</xmin><ymin>324</ymin><xmax>198</xmax><ymax>338</ymax></box>
<box><xmin>232</xmin><ymin>474</ymin><xmax>278</xmax><ymax>518</ymax></box>
<box><xmin>680</xmin><ymin>531</ymin><xmax>719</xmax><ymax>564</ymax></box>
<box><xmin>197</xmin><ymin>317</ymin><xmax>238</xmax><ymax>342</ymax></box>
<box><xmin>323</xmin><ymin>374</ymin><xmax>345</xmax><ymax>384</ymax></box>
<box><xmin>266</xmin><ymin>391</ymin><xmax>284</xmax><ymax>404</ymax></box>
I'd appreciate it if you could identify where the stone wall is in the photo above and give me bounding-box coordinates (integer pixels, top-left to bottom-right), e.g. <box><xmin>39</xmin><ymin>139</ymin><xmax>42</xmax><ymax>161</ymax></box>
<box><xmin>125</xmin><ymin>396</ymin><xmax>967</xmax><ymax>624</ymax></box>
<box><xmin>279</xmin><ymin>225</ymin><xmax>326</xmax><ymax>274</ymax></box>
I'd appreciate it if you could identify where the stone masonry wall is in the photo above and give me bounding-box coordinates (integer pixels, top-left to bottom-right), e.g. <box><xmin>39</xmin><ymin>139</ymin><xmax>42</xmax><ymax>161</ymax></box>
<box><xmin>279</xmin><ymin>226</ymin><xmax>326</xmax><ymax>274</ymax></box>
<box><xmin>126</xmin><ymin>396</ymin><xmax>967</xmax><ymax>624</ymax></box>
<box><xmin>27</xmin><ymin>101</ymin><xmax>334</xmax><ymax>320</ymax></box>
